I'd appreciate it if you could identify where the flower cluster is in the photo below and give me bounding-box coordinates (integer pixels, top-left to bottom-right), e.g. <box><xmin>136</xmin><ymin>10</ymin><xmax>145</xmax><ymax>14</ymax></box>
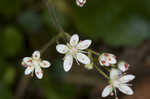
<box><xmin>22</xmin><ymin>51</ymin><xmax>51</xmax><ymax>79</ymax></box>
<box><xmin>21</xmin><ymin>34</ymin><xmax>135</xmax><ymax>99</ymax></box>
<box><xmin>99</xmin><ymin>53</ymin><xmax>135</xmax><ymax>99</ymax></box>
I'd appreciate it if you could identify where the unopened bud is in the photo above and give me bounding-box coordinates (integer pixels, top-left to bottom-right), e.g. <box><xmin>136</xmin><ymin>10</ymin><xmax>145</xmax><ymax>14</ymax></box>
<box><xmin>76</xmin><ymin>0</ymin><xmax>86</xmax><ymax>7</ymax></box>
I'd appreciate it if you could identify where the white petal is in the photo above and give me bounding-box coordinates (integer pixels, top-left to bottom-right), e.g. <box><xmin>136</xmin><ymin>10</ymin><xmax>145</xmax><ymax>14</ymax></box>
<box><xmin>119</xmin><ymin>75</ymin><xmax>135</xmax><ymax>83</ymax></box>
<box><xmin>24</xmin><ymin>66</ymin><xmax>34</xmax><ymax>75</ymax></box>
<box><xmin>118</xmin><ymin>62</ymin><xmax>129</xmax><ymax>72</ymax></box>
<box><xmin>21</xmin><ymin>61</ymin><xmax>24</xmax><ymax>66</ymax></box>
<box><xmin>23</xmin><ymin>57</ymin><xmax>32</xmax><ymax>66</ymax></box>
<box><xmin>109</xmin><ymin>57</ymin><xmax>117</xmax><ymax>64</ymax></box>
<box><xmin>70</xmin><ymin>34</ymin><xmax>79</xmax><ymax>46</ymax></box>
<box><xmin>22</xmin><ymin>61</ymin><xmax>28</xmax><ymax>67</ymax></box>
<box><xmin>56</xmin><ymin>44</ymin><xmax>69</xmax><ymax>54</ymax></box>
<box><xmin>76</xmin><ymin>53</ymin><xmax>90</xmax><ymax>64</ymax></box>
<box><xmin>35</xmin><ymin>67</ymin><xmax>43</xmax><ymax>79</ymax></box>
<box><xmin>63</xmin><ymin>55</ymin><xmax>73</xmax><ymax>72</ymax></box>
<box><xmin>105</xmin><ymin>53</ymin><xmax>116</xmax><ymax>64</ymax></box>
<box><xmin>110</xmin><ymin>69</ymin><xmax>121</xmax><ymax>80</ymax></box>
<box><xmin>40</xmin><ymin>60</ymin><xmax>51</xmax><ymax>68</ymax></box>
<box><xmin>77</xmin><ymin>40</ymin><xmax>92</xmax><ymax>50</ymax></box>
<box><xmin>99</xmin><ymin>55</ymin><xmax>109</xmax><ymax>66</ymax></box>
<box><xmin>118</xmin><ymin>85</ymin><xmax>134</xmax><ymax>95</ymax></box>
<box><xmin>102</xmin><ymin>85</ymin><xmax>113</xmax><ymax>97</ymax></box>
<box><xmin>118</xmin><ymin>62</ymin><xmax>126</xmax><ymax>72</ymax></box>
<box><xmin>32</xmin><ymin>51</ymin><xmax>40</xmax><ymax>59</ymax></box>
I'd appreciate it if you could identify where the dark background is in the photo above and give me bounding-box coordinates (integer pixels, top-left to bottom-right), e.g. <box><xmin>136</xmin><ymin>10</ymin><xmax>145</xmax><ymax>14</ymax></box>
<box><xmin>0</xmin><ymin>0</ymin><xmax>150</xmax><ymax>99</ymax></box>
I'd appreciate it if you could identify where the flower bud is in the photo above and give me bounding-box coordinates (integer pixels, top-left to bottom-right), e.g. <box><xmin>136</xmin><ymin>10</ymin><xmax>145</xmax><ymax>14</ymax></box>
<box><xmin>118</xmin><ymin>61</ymin><xmax>130</xmax><ymax>72</ymax></box>
<box><xmin>76</xmin><ymin>0</ymin><xmax>86</xmax><ymax>7</ymax></box>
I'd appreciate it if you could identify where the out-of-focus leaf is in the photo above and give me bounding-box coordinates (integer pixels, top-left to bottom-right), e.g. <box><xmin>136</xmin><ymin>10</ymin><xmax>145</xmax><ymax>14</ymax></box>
<box><xmin>43</xmin><ymin>79</ymin><xmax>77</xmax><ymax>99</ymax></box>
<box><xmin>2</xmin><ymin>27</ymin><xmax>24</xmax><ymax>57</ymax></box>
<box><xmin>105</xmin><ymin>16</ymin><xmax>150</xmax><ymax>46</ymax></box>
<box><xmin>0</xmin><ymin>83</ymin><xmax>12</xmax><ymax>99</ymax></box>
<box><xmin>0</xmin><ymin>57</ymin><xmax>6</xmax><ymax>78</ymax></box>
<box><xmin>3</xmin><ymin>66</ymin><xmax>16</xmax><ymax>85</ymax></box>
<box><xmin>18</xmin><ymin>11</ymin><xmax>43</xmax><ymax>32</ymax></box>
<box><xmin>0</xmin><ymin>0</ymin><xmax>23</xmax><ymax>18</ymax></box>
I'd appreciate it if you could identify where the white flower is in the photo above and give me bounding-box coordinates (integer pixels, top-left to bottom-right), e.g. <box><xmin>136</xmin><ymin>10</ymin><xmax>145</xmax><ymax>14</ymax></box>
<box><xmin>118</xmin><ymin>61</ymin><xmax>130</xmax><ymax>72</ymax></box>
<box><xmin>22</xmin><ymin>51</ymin><xmax>51</xmax><ymax>79</ymax></box>
<box><xmin>99</xmin><ymin>53</ymin><xmax>117</xmax><ymax>66</ymax></box>
<box><xmin>56</xmin><ymin>34</ymin><xmax>91</xmax><ymax>72</ymax></box>
<box><xmin>76</xmin><ymin>0</ymin><xmax>86</xmax><ymax>7</ymax></box>
<box><xmin>102</xmin><ymin>69</ymin><xmax>135</xmax><ymax>98</ymax></box>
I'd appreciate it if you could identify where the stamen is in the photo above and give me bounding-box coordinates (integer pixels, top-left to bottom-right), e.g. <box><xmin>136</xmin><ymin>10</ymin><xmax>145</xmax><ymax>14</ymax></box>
<box><xmin>101</xmin><ymin>60</ymin><xmax>106</xmax><ymax>64</ymax></box>
<box><xmin>24</xmin><ymin>64</ymin><xmax>27</xmax><ymax>67</ymax></box>
<box><xmin>31</xmin><ymin>72</ymin><xmax>34</xmax><ymax>77</ymax></box>
<box><xmin>125</xmin><ymin>63</ymin><xmax>129</xmax><ymax>69</ymax></box>
<box><xmin>108</xmin><ymin>58</ymin><xmax>111</xmax><ymax>61</ymax></box>
<box><xmin>115</xmin><ymin>97</ymin><xmax>119</xmax><ymax>99</ymax></box>
<box><xmin>27</xmin><ymin>60</ymin><xmax>32</xmax><ymax>63</ymax></box>
<box><xmin>104</xmin><ymin>53</ymin><xmax>109</xmax><ymax>56</ymax></box>
<box><xmin>114</xmin><ymin>89</ymin><xmax>118</xmax><ymax>99</ymax></box>
<box><xmin>113</xmin><ymin>56</ymin><xmax>117</xmax><ymax>59</ymax></box>
<box><xmin>110</xmin><ymin>92</ymin><xmax>114</xmax><ymax>96</ymax></box>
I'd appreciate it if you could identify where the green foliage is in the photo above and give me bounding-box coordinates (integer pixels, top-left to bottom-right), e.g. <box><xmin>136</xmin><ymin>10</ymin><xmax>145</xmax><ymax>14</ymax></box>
<box><xmin>0</xmin><ymin>0</ymin><xmax>23</xmax><ymax>18</ymax></box>
<box><xmin>0</xmin><ymin>83</ymin><xmax>12</xmax><ymax>99</ymax></box>
<box><xmin>0</xmin><ymin>58</ymin><xmax>6</xmax><ymax>78</ymax></box>
<box><xmin>43</xmin><ymin>77</ymin><xmax>77</xmax><ymax>99</ymax></box>
<box><xmin>3</xmin><ymin>66</ymin><xmax>16</xmax><ymax>85</ymax></box>
<box><xmin>2</xmin><ymin>27</ymin><xmax>24</xmax><ymax>57</ymax></box>
<box><xmin>18</xmin><ymin>11</ymin><xmax>43</xmax><ymax>32</ymax></box>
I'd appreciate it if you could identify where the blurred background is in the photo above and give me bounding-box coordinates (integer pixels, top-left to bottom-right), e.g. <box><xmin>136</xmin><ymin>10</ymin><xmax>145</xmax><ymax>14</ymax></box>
<box><xmin>0</xmin><ymin>0</ymin><xmax>150</xmax><ymax>99</ymax></box>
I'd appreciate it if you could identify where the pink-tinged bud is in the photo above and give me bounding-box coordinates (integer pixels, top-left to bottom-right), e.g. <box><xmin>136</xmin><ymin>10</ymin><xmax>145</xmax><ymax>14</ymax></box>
<box><xmin>118</xmin><ymin>61</ymin><xmax>130</xmax><ymax>72</ymax></box>
<box><xmin>76</xmin><ymin>0</ymin><xmax>86</xmax><ymax>7</ymax></box>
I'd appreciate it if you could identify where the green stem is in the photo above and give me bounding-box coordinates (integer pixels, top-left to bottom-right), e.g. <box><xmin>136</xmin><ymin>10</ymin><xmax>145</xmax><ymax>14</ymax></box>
<box><xmin>88</xmin><ymin>49</ymin><xmax>100</xmax><ymax>56</ymax></box>
<box><xmin>94</xmin><ymin>65</ymin><xmax>110</xmax><ymax>80</ymax></box>
<box><xmin>42</xmin><ymin>0</ymin><xmax>64</xmax><ymax>33</ymax></box>
<box><xmin>40</xmin><ymin>32</ymin><xmax>65</xmax><ymax>54</ymax></box>
<box><xmin>102</xmin><ymin>66</ymin><xmax>110</xmax><ymax>72</ymax></box>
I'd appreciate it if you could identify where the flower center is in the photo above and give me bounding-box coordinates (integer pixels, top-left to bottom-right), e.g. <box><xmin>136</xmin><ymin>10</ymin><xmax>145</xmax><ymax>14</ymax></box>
<box><xmin>32</xmin><ymin>59</ymin><xmax>41</xmax><ymax>68</ymax></box>
<box><xmin>69</xmin><ymin>47</ymin><xmax>78</xmax><ymax>56</ymax></box>
<box><xmin>111</xmin><ymin>80</ymin><xmax>120</xmax><ymax>87</ymax></box>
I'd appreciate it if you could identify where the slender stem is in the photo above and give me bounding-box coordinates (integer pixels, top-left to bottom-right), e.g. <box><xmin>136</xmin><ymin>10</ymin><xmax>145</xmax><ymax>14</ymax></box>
<box><xmin>42</xmin><ymin>0</ymin><xmax>64</xmax><ymax>33</ymax></box>
<box><xmin>88</xmin><ymin>49</ymin><xmax>101</xmax><ymax>56</ymax></box>
<box><xmin>15</xmin><ymin>75</ymin><xmax>30</xmax><ymax>99</ymax></box>
<box><xmin>102</xmin><ymin>66</ymin><xmax>110</xmax><ymax>72</ymax></box>
<box><xmin>40</xmin><ymin>32</ymin><xmax>65</xmax><ymax>55</ymax></box>
<box><xmin>94</xmin><ymin>65</ymin><xmax>110</xmax><ymax>80</ymax></box>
